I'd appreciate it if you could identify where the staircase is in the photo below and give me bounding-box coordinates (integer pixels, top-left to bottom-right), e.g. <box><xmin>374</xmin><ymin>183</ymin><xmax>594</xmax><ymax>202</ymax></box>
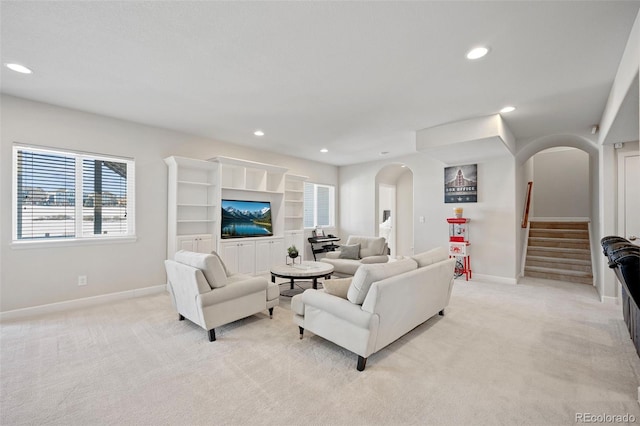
<box><xmin>524</xmin><ymin>221</ymin><xmax>593</xmax><ymax>285</ymax></box>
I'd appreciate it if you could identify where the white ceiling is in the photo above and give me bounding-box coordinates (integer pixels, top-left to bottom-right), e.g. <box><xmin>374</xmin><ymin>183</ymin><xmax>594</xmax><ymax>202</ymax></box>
<box><xmin>1</xmin><ymin>1</ymin><xmax>638</xmax><ymax>166</ymax></box>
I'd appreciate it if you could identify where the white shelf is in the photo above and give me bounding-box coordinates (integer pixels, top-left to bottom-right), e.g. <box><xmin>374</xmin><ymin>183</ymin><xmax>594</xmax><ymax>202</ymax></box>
<box><xmin>178</xmin><ymin>180</ymin><xmax>214</xmax><ymax>187</ymax></box>
<box><xmin>165</xmin><ymin>156</ymin><xmax>219</xmax><ymax>258</ymax></box>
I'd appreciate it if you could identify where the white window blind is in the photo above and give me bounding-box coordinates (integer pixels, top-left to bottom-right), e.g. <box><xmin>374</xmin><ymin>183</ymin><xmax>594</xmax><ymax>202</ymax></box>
<box><xmin>13</xmin><ymin>144</ymin><xmax>135</xmax><ymax>243</ymax></box>
<box><xmin>304</xmin><ymin>182</ymin><xmax>335</xmax><ymax>228</ymax></box>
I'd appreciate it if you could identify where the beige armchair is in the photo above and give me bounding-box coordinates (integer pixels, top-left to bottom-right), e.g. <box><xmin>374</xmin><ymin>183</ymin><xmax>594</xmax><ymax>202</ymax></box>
<box><xmin>165</xmin><ymin>250</ymin><xmax>279</xmax><ymax>341</ymax></box>
<box><xmin>320</xmin><ymin>235</ymin><xmax>388</xmax><ymax>277</ymax></box>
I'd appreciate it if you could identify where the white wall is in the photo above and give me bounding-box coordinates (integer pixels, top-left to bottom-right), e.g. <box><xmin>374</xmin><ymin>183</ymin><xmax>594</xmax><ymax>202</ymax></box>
<box><xmin>396</xmin><ymin>170</ymin><xmax>414</xmax><ymax>256</ymax></box>
<box><xmin>0</xmin><ymin>95</ymin><xmax>338</xmax><ymax>312</ymax></box>
<box><xmin>531</xmin><ymin>148</ymin><xmax>590</xmax><ymax>218</ymax></box>
<box><xmin>339</xmin><ymin>152</ymin><xmax>518</xmax><ymax>282</ymax></box>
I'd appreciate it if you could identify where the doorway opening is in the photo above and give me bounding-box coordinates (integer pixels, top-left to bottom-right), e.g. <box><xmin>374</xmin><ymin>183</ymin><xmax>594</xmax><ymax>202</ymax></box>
<box><xmin>375</xmin><ymin>164</ymin><xmax>414</xmax><ymax>257</ymax></box>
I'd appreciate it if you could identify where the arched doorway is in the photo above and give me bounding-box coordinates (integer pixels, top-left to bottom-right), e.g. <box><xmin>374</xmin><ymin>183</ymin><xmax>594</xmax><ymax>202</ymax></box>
<box><xmin>516</xmin><ymin>135</ymin><xmax>599</xmax><ymax>288</ymax></box>
<box><xmin>375</xmin><ymin>163</ymin><xmax>414</xmax><ymax>257</ymax></box>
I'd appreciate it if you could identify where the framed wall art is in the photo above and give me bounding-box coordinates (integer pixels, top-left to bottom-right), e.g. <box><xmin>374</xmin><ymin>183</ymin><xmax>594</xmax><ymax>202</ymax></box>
<box><xmin>444</xmin><ymin>164</ymin><xmax>477</xmax><ymax>203</ymax></box>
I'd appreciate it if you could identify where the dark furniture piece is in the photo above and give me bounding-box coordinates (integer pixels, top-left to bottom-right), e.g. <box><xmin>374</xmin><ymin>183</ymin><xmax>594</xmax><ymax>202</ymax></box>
<box><xmin>308</xmin><ymin>236</ymin><xmax>340</xmax><ymax>261</ymax></box>
<box><xmin>601</xmin><ymin>236</ymin><xmax>640</xmax><ymax>357</ymax></box>
<box><xmin>270</xmin><ymin>262</ymin><xmax>334</xmax><ymax>297</ymax></box>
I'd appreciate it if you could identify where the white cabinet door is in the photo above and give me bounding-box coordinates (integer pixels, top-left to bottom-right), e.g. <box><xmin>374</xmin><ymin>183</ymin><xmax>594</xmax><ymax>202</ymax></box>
<box><xmin>237</xmin><ymin>242</ymin><xmax>256</xmax><ymax>275</ymax></box>
<box><xmin>177</xmin><ymin>236</ymin><xmax>196</xmax><ymax>252</ymax></box>
<box><xmin>220</xmin><ymin>240</ymin><xmax>256</xmax><ymax>275</ymax></box>
<box><xmin>176</xmin><ymin>234</ymin><xmax>214</xmax><ymax>254</ymax></box>
<box><xmin>220</xmin><ymin>241</ymin><xmax>240</xmax><ymax>274</ymax></box>
<box><xmin>271</xmin><ymin>238</ymin><xmax>285</xmax><ymax>266</ymax></box>
<box><xmin>256</xmin><ymin>238</ymin><xmax>285</xmax><ymax>274</ymax></box>
<box><xmin>255</xmin><ymin>240</ymin><xmax>272</xmax><ymax>275</ymax></box>
<box><xmin>197</xmin><ymin>235</ymin><xmax>214</xmax><ymax>253</ymax></box>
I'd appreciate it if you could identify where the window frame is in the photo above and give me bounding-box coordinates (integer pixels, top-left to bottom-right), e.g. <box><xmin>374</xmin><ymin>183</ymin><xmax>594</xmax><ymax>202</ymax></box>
<box><xmin>303</xmin><ymin>181</ymin><xmax>335</xmax><ymax>229</ymax></box>
<box><xmin>11</xmin><ymin>144</ymin><xmax>136</xmax><ymax>248</ymax></box>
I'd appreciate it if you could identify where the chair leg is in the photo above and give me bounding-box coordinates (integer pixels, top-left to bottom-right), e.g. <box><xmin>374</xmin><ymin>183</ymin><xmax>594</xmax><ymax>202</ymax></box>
<box><xmin>208</xmin><ymin>328</ymin><xmax>216</xmax><ymax>342</ymax></box>
<box><xmin>357</xmin><ymin>356</ymin><xmax>367</xmax><ymax>371</ymax></box>
<box><xmin>299</xmin><ymin>326</ymin><xmax>304</xmax><ymax>339</ymax></box>
<box><xmin>439</xmin><ymin>309</ymin><xmax>445</xmax><ymax>316</ymax></box>
<box><xmin>179</xmin><ymin>314</ymin><xmax>185</xmax><ymax>321</ymax></box>
<box><xmin>269</xmin><ymin>307</ymin><xmax>274</xmax><ymax>318</ymax></box>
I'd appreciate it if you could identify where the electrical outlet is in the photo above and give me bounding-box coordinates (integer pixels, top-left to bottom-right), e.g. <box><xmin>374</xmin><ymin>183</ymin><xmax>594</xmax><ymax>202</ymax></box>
<box><xmin>78</xmin><ymin>275</ymin><xmax>87</xmax><ymax>286</ymax></box>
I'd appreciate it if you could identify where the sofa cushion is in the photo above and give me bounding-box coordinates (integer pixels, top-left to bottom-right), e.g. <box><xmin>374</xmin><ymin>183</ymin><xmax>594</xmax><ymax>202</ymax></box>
<box><xmin>346</xmin><ymin>236</ymin><xmax>386</xmax><ymax>258</ymax></box>
<box><xmin>411</xmin><ymin>247</ymin><xmax>449</xmax><ymax>268</ymax></box>
<box><xmin>174</xmin><ymin>250</ymin><xmax>228</xmax><ymax>289</ymax></box>
<box><xmin>339</xmin><ymin>244</ymin><xmax>360</xmax><ymax>260</ymax></box>
<box><xmin>320</xmin><ymin>258</ymin><xmax>362</xmax><ymax>276</ymax></box>
<box><xmin>323</xmin><ymin>278</ymin><xmax>352</xmax><ymax>299</ymax></box>
<box><xmin>347</xmin><ymin>258</ymin><xmax>418</xmax><ymax>305</ymax></box>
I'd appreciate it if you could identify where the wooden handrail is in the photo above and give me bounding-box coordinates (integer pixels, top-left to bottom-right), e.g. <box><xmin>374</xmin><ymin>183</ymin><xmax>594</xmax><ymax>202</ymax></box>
<box><xmin>521</xmin><ymin>181</ymin><xmax>533</xmax><ymax>228</ymax></box>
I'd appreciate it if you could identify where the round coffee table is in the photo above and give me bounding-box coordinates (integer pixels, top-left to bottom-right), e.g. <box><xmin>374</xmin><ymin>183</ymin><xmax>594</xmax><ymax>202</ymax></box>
<box><xmin>271</xmin><ymin>261</ymin><xmax>334</xmax><ymax>297</ymax></box>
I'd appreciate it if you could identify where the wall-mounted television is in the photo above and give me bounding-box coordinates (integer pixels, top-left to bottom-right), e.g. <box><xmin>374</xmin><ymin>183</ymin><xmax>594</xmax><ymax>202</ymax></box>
<box><xmin>221</xmin><ymin>199</ymin><xmax>273</xmax><ymax>239</ymax></box>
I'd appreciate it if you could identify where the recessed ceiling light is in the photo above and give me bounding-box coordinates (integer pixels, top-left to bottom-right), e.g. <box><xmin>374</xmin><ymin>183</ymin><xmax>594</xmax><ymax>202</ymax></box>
<box><xmin>6</xmin><ymin>63</ymin><xmax>33</xmax><ymax>74</ymax></box>
<box><xmin>466</xmin><ymin>47</ymin><xmax>489</xmax><ymax>60</ymax></box>
<box><xmin>320</xmin><ymin>148</ymin><xmax>328</xmax><ymax>153</ymax></box>
<box><xmin>253</xmin><ymin>130</ymin><xmax>265</xmax><ymax>137</ymax></box>
<box><xmin>500</xmin><ymin>106</ymin><xmax>516</xmax><ymax>113</ymax></box>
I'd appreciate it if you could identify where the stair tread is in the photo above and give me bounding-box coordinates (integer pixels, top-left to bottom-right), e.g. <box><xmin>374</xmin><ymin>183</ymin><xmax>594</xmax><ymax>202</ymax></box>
<box><xmin>524</xmin><ymin>265</ymin><xmax>593</xmax><ymax>277</ymax></box>
<box><xmin>529</xmin><ymin>237</ymin><xmax>589</xmax><ymax>243</ymax></box>
<box><xmin>526</xmin><ymin>256</ymin><xmax>591</xmax><ymax>265</ymax></box>
<box><xmin>527</xmin><ymin>246</ymin><xmax>590</xmax><ymax>253</ymax></box>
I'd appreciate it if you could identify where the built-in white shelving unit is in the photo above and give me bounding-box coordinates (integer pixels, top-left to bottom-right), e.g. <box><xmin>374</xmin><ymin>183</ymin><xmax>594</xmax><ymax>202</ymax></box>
<box><xmin>166</xmin><ymin>155</ymin><xmax>308</xmax><ymax>273</ymax></box>
<box><xmin>207</xmin><ymin>156</ymin><xmax>289</xmax><ymax>274</ymax></box>
<box><xmin>165</xmin><ymin>156</ymin><xmax>219</xmax><ymax>259</ymax></box>
<box><xmin>284</xmin><ymin>174</ymin><xmax>308</xmax><ymax>259</ymax></box>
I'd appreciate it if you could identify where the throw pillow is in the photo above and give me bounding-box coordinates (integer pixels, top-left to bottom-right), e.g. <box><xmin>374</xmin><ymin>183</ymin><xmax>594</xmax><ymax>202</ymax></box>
<box><xmin>174</xmin><ymin>250</ymin><xmax>228</xmax><ymax>289</ymax></box>
<box><xmin>339</xmin><ymin>244</ymin><xmax>360</xmax><ymax>260</ymax></box>
<box><xmin>411</xmin><ymin>247</ymin><xmax>448</xmax><ymax>268</ymax></box>
<box><xmin>347</xmin><ymin>258</ymin><xmax>418</xmax><ymax>305</ymax></box>
<box><xmin>323</xmin><ymin>278</ymin><xmax>352</xmax><ymax>299</ymax></box>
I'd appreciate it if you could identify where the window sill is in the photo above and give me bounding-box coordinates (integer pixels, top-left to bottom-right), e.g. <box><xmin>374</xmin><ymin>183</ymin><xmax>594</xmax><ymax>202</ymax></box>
<box><xmin>11</xmin><ymin>236</ymin><xmax>137</xmax><ymax>250</ymax></box>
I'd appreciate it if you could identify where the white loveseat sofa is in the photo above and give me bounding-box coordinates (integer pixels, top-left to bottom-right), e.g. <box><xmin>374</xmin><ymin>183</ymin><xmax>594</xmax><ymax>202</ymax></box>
<box><xmin>165</xmin><ymin>250</ymin><xmax>280</xmax><ymax>341</ymax></box>
<box><xmin>320</xmin><ymin>235</ymin><xmax>389</xmax><ymax>277</ymax></box>
<box><xmin>292</xmin><ymin>247</ymin><xmax>455</xmax><ymax>371</ymax></box>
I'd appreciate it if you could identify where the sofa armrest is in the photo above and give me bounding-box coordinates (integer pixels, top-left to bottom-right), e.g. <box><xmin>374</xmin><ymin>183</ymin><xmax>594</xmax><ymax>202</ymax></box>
<box><xmin>360</xmin><ymin>255</ymin><xmax>389</xmax><ymax>264</ymax></box>
<box><xmin>301</xmin><ymin>289</ymin><xmax>373</xmax><ymax>329</ymax></box>
<box><xmin>199</xmin><ymin>277</ymin><xmax>267</xmax><ymax>307</ymax></box>
<box><xmin>324</xmin><ymin>251</ymin><xmax>341</xmax><ymax>259</ymax></box>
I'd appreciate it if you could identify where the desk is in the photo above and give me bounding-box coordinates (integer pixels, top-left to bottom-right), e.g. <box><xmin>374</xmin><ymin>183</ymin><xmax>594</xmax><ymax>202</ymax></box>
<box><xmin>308</xmin><ymin>236</ymin><xmax>340</xmax><ymax>261</ymax></box>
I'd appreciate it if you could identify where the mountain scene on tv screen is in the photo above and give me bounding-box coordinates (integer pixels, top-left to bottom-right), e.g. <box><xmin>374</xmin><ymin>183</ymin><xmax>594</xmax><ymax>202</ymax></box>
<box><xmin>221</xmin><ymin>201</ymin><xmax>272</xmax><ymax>237</ymax></box>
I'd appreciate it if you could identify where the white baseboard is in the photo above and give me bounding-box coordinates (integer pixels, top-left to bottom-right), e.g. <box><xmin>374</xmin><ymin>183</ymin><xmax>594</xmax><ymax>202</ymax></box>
<box><xmin>600</xmin><ymin>295</ymin><xmax>619</xmax><ymax>305</ymax></box>
<box><xmin>0</xmin><ymin>285</ymin><xmax>166</xmax><ymax>322</ymax></box>
<box><xmin>465</xmin><ymin>274</ymin><xmax>518</xmax><ymax>285</ymax></box>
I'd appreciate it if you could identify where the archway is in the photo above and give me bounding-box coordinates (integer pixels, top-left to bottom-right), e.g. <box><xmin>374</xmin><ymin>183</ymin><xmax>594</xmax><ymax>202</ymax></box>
<box><xmin>515</xmin><ymin>134</ymin><xmax>600</xmax><ymax>289</ymax></box>
<box><xmin>375</xmin><ymin>163</ymin><xmax>414</xmax><ymax>257</ymax></box>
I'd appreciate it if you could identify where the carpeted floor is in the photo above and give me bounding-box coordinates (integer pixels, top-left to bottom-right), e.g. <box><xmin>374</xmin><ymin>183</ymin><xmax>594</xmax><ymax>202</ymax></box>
<box><xmin>1</xmin><ymin>277</ymin><xmax>639</xmax><ymax>425</ymax></box>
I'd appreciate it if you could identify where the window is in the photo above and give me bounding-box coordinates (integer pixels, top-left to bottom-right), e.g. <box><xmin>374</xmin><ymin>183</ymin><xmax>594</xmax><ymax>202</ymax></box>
<box><xmin>12</xmin><ymin>144</ymin><xmax>135</xmax><ymax>244</ymax></box>
<box><xmin>304</xmin><ymin>182</ymin><xmax>335</xmax><ymax>228</ymax></box>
